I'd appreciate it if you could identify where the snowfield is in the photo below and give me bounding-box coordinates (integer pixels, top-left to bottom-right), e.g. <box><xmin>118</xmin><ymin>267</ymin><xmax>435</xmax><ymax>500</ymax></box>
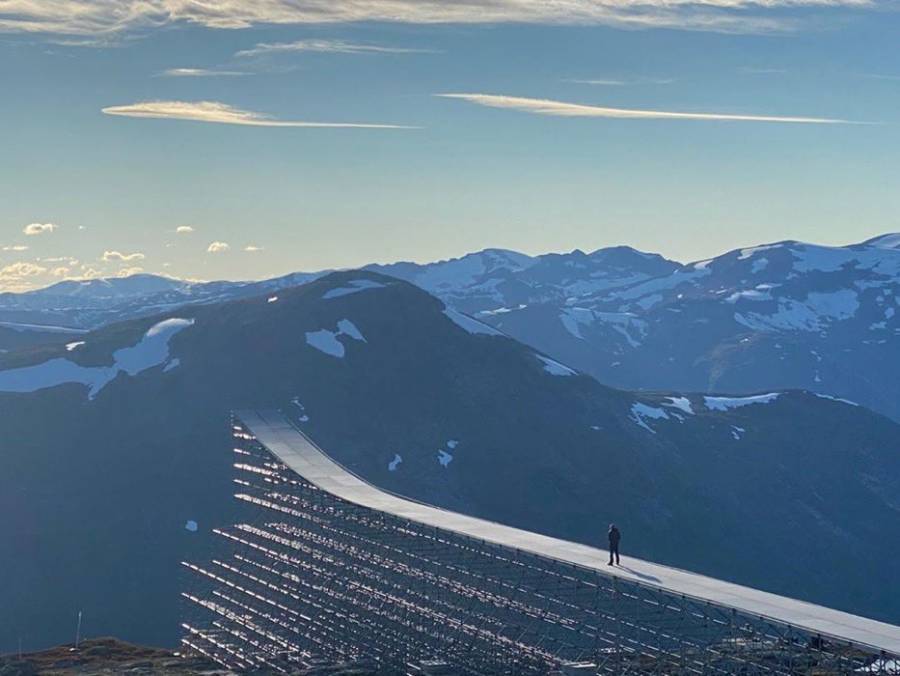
<box><xmin>0</xmin><ymin>317</ymin><xmax>193</xmax><ymax>398</ymax></box>
<box><xmin>305</xmin><ymin>319</ymin><xmax>367</xmax><ymax>358</ymax></box>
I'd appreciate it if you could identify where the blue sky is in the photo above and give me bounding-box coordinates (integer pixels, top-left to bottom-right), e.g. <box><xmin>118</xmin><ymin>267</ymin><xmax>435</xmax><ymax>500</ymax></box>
<box><xmin>1</xmin><ymin>1</ymin><xmax>899</xmax><ymax>291</ymax></box>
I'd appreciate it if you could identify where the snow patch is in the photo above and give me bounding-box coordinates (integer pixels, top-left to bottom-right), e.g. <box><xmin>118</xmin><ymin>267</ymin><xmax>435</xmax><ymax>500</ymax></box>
<box><xmin>814</xmin><ymin>393</ymin><xmax>859</xmax><ymax>406</ymax></box>
<box><xmin>164</xmin><ymin>358</ymin><xmax>181</xmax><ymax>373</ymax></box>
<box><xmin>704</xmin><ymin>393</ymin><xmax>780</xmax><ymax>411</ymax></box>
<box><xmin>563</xmin><ymin>309</ymin><xmax>647</xmax><ymax>347</ymax></box>
<box><xmin>290</xmin><ymin>396</ymin><xmax>310</xmax><ymax>422</ymax></box>
<box><xmin>478</xmin><ymin>304</ymin><xmax>527</xmax><ymax>316</ymax></box>
<box><xmin>413</xmin><ymin>249</ymin><xmax>535</xmax><ymax>293</ymax></box>
<box><xmin>664</xmin><ymin>396</ymin><xmax>694</xmax><ymax>415</ymax></box>
<box><xmin>613</xmin><ymin>266</ymin><xmax>711</xmax><ymax>301</ymax></box>
<box><xmin>731</xmin><ymin>426</ymin><xmax>745</xmax><ymax>440</ymax></box>
<box><xmin>734</xmin><ymin>290</ymin><xmax>859</xmax><ymax>332</ymax></box>
<box><xmin>66</xmin><ymin>341</ymin><xmax>85</xmax><ymax>352</ymax></box>
<box><xmin>727</xmin><ymin>289</ymin><xmax>772</xmax><ymax>304</ymax></box>
<box><xmin>185</xmin><ymin>520</ymin><xmax>198</xmax><ymax>532</ymax></box>
<box><xmin>0</xmin><ymin>317</ymin><xmax>193</xmax><ymax>399</ymax></box>
<box><xmin>305</xmin><ymin>319</ymin><xmax>366</xmax><ymax>358</ymax></box>
<box><xmin>0</xmin><ymin>321</ymin><xmax>87</xmax><ymax>335</ymax></box>
<box><xmin>535</xmin><ymin>354</ymin><xmax>576</xmax><ymax>376</ymax></box>
<box><xmin>388</xmin><ymin>454</ymin><xmax>403</xmax><ymax>472</ymax></box>
<box><xmin>866</xmin><ymin>233</ymin><xmax>900</xmax><ymax>250</ymax></box>
<box><xmin>437</xmin><ymin>449</ymin><xmax>453</xmax><ymax>467</ymax></box>
<box><xmin>560</xmin><ymin>307</ymin><xmax>594</xmax><ymax>339</ymax></box>
<box><xmin>738</xmin><ymin>244</ymin><xmax>780</xmax><ymax>260</ymax></box>
<box><xmin>630</xmin><ymin>402</ymin><xmax>669</xmax><ymax>434</ymax></box>
<box><xmin>267</xmin><ymin>295</ymin><xmax>279</xmax><ymax>303</ymax></box>
<box><xmin>323</xmin><ymin>279</ymin><xmax>386</xmax><ymax>300</ymax></box>
<box><xmin>443</xmin><ymin>308</ymin><xmax>502</xmax><ymax>336</ymax></box>
<box><xmin>115</xmin><ymin>318</ymin><xmax>194</xmax><ymax>376</ymax></box>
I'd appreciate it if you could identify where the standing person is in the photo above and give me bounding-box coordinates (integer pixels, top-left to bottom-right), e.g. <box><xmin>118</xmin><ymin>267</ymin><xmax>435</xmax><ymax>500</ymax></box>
<box><xmin>608</xmin><ymin>524</ymin><xmax>621</xmax><ymax>566</ymax></box>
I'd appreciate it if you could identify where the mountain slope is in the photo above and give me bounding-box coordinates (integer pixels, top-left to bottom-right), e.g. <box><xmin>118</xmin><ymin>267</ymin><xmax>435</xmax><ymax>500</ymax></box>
<box><xmin>1</xmin><ymin>271</ymin><xmax>898</xmax><ymax>653</ymax></box>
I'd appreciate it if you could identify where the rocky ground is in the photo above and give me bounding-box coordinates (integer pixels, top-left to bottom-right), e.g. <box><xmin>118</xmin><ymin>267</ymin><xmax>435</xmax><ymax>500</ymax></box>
<box><xmin>0</xmin><ymin>638</ymin><xmax>221</xmax><ymax>675</ymax></box>
<box><xmin>0</xmin><ymin>637</ymin><xmax>385</xmax><ymax>675</ymax></box>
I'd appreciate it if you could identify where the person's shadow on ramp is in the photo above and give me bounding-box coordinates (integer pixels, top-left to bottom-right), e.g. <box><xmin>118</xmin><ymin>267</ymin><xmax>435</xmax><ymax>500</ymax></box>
<box><xmin>616</xmin><ymin>566</ymin><xmax>661</xmax><ymax>583</ymax></box>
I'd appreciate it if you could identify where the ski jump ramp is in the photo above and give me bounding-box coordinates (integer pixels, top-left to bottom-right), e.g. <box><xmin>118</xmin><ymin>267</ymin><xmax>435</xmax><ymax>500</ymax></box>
<box><xmin>182</xmin><ymin>409</ymin><xmax>900</xmax><ymax>674</ymax></box>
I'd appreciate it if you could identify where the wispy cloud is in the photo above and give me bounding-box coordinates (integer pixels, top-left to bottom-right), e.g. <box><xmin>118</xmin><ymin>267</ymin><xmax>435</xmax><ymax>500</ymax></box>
<box><xmin>23</xmin><ymin>222</ymin><xmax>57</xmax><ymax>236</ymax></box>
<box><xmin>0</xmin><ymin>0</ymin><xmax>875</xmax><ymax>38</ymax></box>
<box><xmin>207</xmin><ymin>241</ymin><xmax>230</xmax><ymax>253</ymax></box>
<box><xmin>2</xmin><ymin>245</ymin><xmax>29</xmax><ymax>252</ymax></box>
<box><xmin>102</xmin><ymin>250</ymin><xmax>145</xmax><ymax>263</ymax></box>
<box><xmin>438</xmin><ymin>93</ymin><xmax>857</xmax><ymax>124</ymax></box>
<box><xmin>102</xmin><ymin>100</ymin><xmax>415</xmax><ymax>129</ymax></box>
<box><xmin>244</xmin><ymin>245</ymin><xmax>264</xmax><ymax>252</ymax></box>
<box><xmin>158</xmin><ymin>68</ymin><xmax>248</xmax><ymax>77</ymax></box>
<box><xmin>236</xmin><ymin>39</ymin><xmax>437</xmax><ymax>59</ymax></box>
<box><xmin>567</xmin><ymin>77</ymin><xmax>675</xmax><ymax>86</ymax></box>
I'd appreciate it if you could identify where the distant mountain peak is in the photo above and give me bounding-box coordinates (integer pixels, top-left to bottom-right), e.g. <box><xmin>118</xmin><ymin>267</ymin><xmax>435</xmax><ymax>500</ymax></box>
<box><xmin>862</xmin><ymin>233</ymin><xmax>900</xmax><ymax>250</ymax></box>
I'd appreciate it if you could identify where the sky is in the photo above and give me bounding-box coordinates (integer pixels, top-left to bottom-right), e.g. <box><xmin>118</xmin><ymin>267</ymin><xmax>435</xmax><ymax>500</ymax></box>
<box><xmin>1</xmin><ymin>0</ymin><xmax>899</xmax><ymax>291</ymax></box>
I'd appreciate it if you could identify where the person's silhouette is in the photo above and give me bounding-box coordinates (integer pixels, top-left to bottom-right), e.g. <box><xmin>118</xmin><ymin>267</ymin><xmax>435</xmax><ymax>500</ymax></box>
<box><xmin>608</xmin><ymin>524</ymin><xmax>621</xmax><ymax>566</ymax></box>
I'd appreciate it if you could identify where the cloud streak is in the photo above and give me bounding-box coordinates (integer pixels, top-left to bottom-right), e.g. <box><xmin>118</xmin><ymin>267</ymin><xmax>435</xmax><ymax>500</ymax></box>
<box><xmin>158</xmin><ymin>68</ymin><xmax>248</xmax><ymax>77</ymax></box>
<box><xmin>438</xmin><ymin>93</ymin><xmax>857</xmax><ymax>124</ymax></box>
<box><xmin>567</xmin><ymin>77</ymin><xmax>676</xmax><ymax>86</ymax></box>
<box><xmin>0</xmin><ymin>0</ymin><xmax>878</xmax><ymax>37</ymax></box>
<box><xmin>102</xmin><ymin>100</ymin><xmax>415</xmax><ymax>129</ymax></box>
<box><xmin>236</xmin><ymin>39</ymin><xmax>437</xmax><ymax>58</ymax></box>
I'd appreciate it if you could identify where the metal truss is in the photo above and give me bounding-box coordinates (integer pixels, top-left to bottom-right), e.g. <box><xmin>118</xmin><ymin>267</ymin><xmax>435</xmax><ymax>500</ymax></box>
<box><xmin>180</xmin><ymin>417</ymin><xmax>900</xmax><ymax>675</ymax></box>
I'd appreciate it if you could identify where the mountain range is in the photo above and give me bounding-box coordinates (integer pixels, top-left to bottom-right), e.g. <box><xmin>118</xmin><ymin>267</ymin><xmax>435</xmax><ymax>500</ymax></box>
<box><xmin>3</xmin><ymin>234</ymin><xmax>899</xmax><ymax>422</ymax></box>
<box><xmin>1</xmin><ymin>270</ymin><xmax>899</xmax><ymax>653</ymax></box>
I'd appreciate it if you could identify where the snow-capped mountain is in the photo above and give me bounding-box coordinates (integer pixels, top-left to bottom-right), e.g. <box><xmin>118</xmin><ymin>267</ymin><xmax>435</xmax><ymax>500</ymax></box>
<box><xmin>3</xmin><ymin>234</ymin><xmax>899</xmax><ymax>421</ymax></box>
<box><xmin>0</xmin><ymin>271</ymin><xmax>322</xmax><ymax>345</ymax></box>
<box><xmin>374</xmin><ymin>235</ymin><xmax>900</xmax><ymax>422</ymax></box>
<box><xmin>1</xmin><ymin>272</ymin><xmax>899</xmax><ymax>652</ymax></box>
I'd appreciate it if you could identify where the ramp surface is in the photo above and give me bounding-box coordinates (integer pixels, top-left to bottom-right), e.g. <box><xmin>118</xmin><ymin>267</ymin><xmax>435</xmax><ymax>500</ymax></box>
<box><xmin>238</xmin><ymin>408</ymin><xmax>900</xmax><ymax>657</ymax></box>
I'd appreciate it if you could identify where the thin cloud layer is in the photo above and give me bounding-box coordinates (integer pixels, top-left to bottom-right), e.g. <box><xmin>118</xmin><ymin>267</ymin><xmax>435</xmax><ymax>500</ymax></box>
<box><xmin>0</xmin><ymin>0</ymin><xmax>880</xmax><ymax>37</ymax></box>
<box><xmin>438</xmin><ymin>93</ymin><xmax>855</xmax><ymax>124</ymax></box>
<box><xmin>102</xmin><ymin>100</ymin><xmax>414</xmax><ymax>129</ymax></box>
<box><xmin>236</xmin><ymin>39</ymin><xmax>436</xmax><ymax>58</ymax></box>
